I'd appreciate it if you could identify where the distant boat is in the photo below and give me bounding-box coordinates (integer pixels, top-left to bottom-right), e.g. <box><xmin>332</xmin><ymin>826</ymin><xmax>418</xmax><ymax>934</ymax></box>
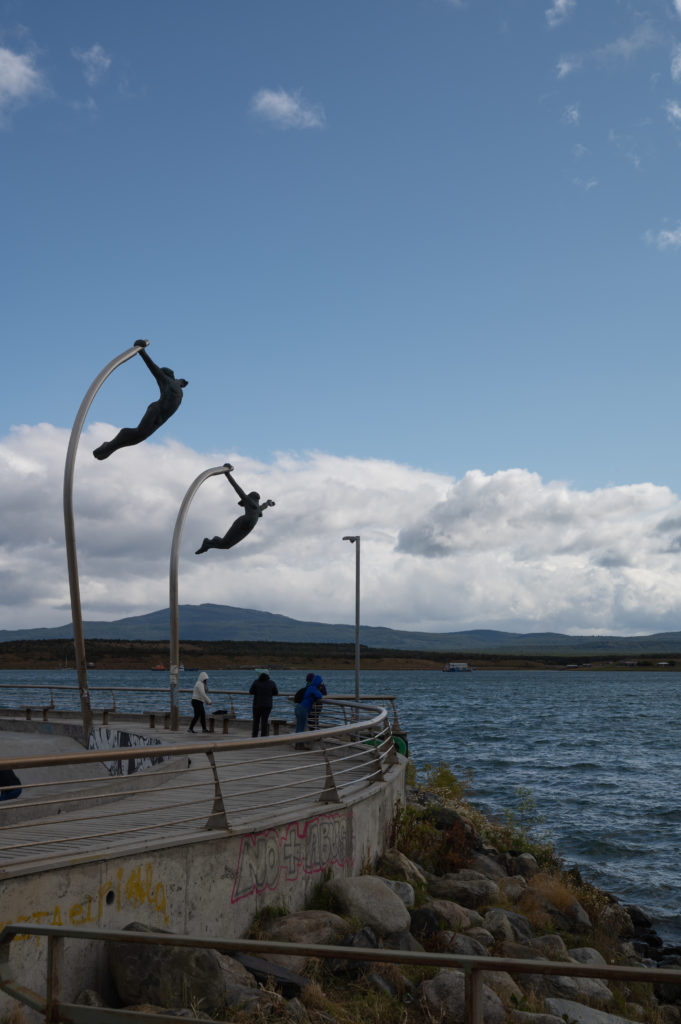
<box><xmin>151</xmin><ymin>663</ymin><xmax>165</xmax><ymax>671</ymax></box>
<box><xmin>443</xmin><ymin>661</ymin><xmax>473</xmax><ymax>673</ymax></box>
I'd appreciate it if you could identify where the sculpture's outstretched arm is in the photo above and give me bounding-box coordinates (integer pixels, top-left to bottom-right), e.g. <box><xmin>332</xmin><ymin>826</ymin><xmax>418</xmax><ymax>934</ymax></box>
<box><xmin>138</xmin><ymin>346</ymin><xmax>167</xmax><ymax>389</ymax></box>
<box><xmin>259</xmin><ymin>499</ymin><xmax>276</xmax><ymax>511</ymax></box>
<box><xmin>223</xmin><ymin>465</ymin><xmax>249</xmax><ymax>503</ymax></box>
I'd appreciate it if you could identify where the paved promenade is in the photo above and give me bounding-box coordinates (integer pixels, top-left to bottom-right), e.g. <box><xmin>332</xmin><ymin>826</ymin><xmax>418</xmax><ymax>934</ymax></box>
<box><xmin>0</xmin><ymin>712</ymin><xmax>392</xmax><ymax>878</ymax></box>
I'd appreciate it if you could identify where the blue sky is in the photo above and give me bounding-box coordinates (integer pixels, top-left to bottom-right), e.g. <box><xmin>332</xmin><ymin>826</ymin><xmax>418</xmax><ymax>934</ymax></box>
<box><xmin>3</xmin><ymin>0</ymin><xmax>681</xmax><ymax>635</ymax></box>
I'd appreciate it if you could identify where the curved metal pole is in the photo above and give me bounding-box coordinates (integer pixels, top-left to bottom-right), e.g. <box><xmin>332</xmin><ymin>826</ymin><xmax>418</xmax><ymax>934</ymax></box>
<box><xmin>63</xmin><ymin>341</ymin><xmax>148</xmax><ymax>745</ymax></box>
<box><xmin>169</xmin><ymin>465</ymin><xmax>229</xmax><ymax>730</ymax></box>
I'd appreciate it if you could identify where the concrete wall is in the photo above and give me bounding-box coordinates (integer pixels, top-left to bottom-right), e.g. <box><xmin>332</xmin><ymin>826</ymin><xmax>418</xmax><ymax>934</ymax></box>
<box><xmin>0</xmin><ymin>756</ymin><xmax>405</xmax><ymax>1020</ymax></box>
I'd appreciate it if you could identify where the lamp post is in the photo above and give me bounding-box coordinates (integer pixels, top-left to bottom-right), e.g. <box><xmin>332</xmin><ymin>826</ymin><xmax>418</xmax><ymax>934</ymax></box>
<box><xmin>169</xmin><ymin>464</ymin><xmax>229</xmax><ymax>730</ymax></box>
<box><xmin>342</xmin><ymin>535</ymin><xmax>360</xmax><ymax>701</ymax></box>
<box><xmin>63</xmin><ymin>340</ymin><xmax>150</xmax><ymax>745</ymax></box>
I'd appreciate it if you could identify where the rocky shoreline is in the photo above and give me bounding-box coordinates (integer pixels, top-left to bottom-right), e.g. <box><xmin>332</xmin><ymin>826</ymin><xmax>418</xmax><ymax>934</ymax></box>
<box><xmin>66</xmin><ymin>779</ymin><xmax>681</xmax><ymax>1024</ymax></box>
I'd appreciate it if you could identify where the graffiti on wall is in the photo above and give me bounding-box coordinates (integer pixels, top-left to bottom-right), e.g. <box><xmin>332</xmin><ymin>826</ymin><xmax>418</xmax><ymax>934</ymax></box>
<box><xmin>1</xmin><ymin>861</ymin><xmax>168</xmax><ymax>945</ymax></box>
<box><xmin>232</xmin><ymin>810</ymin><xmax>354</xmax><ymax>903</ymax></box>
<box><xmin>88</xmin><ymin>727</ymin><xmax>166</xmax><ymax>775</ymax></box>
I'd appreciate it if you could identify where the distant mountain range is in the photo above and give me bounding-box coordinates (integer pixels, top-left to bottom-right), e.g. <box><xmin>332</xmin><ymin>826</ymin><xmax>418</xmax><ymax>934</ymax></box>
<box><xmin>2</xmin><ymin>603</ymin><xmax>681</xmax><ymax>655</ymax></box>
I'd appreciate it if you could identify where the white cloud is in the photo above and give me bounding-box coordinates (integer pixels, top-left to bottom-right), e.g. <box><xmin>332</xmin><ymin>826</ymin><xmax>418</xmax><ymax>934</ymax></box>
<box><xmin>572</xmin><ymin>176</ymin><xmax>598</xmax><ymax>190</ymax></box>
<box><xmin>71</xmin><ymin>43</ymin><xmax>111</xmax><ymax>86</ymax></box>
<box><xmin>546</xmin><ymin>0</ymin><xmax>576</xmax><ymax>29</ymax></box>
<box><xmin>556</xmin><ymin>56</ymin><xmax>581</xmax><ymax>78</ymax></box>
<box><xmin>4</xmin><ymin>427</ymin><xmax>681</xmax><ymax>636</ymax></box>
<box><xmin>0</xmin><ymin>45</ymin><xmax>44</xmax><ymax>122</ymax></box>
<box><xmin>675</xmin><ymin>1</ymin><xmax>681</xmax><ymax>19</ymax></box>
<box><xmin>562</xmin><ymin>103</ymin><xmax>580</xmax><ymax>126</ymax></box>
<box><xmin>250</xmin><ymin>88</ymin><xmax>325</xmax><ymax>129</ymax></box>
<box><xmin>671</xmin><ymin>42</ymin><xmax>681</xmax><ymax>82</ymax></box>
<box><xmin>594</xmin><ymin>22</ymin><xmax>659</xmax><ymax>63</ymax></box>
<box><xmin>646</xmin><ymin>222</ymin><xmax>681</xmax><ymax>249</ymax></box>
<box><xmin>665</xmin><ymin>98</ymin><xmax>681</xmax><ymax>122</ymax></box>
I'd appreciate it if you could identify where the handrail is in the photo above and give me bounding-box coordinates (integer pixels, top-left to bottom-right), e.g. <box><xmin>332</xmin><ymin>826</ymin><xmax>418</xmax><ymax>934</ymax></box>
<box><xmin>0</xmin><ymin>698</ymin><xmax>387</xmax><ymax>769</ymax></box>
<box><xmin>2</xmin><ymin>923</ymin><xmax>680</xmax><ymax>1024</ymax></box>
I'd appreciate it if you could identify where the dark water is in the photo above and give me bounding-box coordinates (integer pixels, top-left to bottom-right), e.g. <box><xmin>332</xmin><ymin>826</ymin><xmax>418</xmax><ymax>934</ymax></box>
<box><xmin>1</xmin><ymin>668</ymin><xmax>679</xmax><ymax>944</ymax></box>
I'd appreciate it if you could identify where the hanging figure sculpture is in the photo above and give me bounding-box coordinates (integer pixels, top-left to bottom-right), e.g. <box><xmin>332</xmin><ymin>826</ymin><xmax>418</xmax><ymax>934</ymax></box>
<box><xmin>93</xmin><ymin>341</ymin><xmax>188</xmax><ymax>460</ymax></box>
<box><xmin>195</xmin><ymin>464</ymin><xmax>275</xmax><ymax>554</ymax></box>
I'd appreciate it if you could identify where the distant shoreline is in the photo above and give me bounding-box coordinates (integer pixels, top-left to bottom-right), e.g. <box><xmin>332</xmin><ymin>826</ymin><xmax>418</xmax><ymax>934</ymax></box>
<box><xmin>0</xmin><ymin>639</ymin><xmax>679</xmax><ymax>672</ymax></box>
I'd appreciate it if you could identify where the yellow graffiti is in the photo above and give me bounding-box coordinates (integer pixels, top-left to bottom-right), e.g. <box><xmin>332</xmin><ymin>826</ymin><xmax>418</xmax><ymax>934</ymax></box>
<box><xmin>1</xmin><ymin>861</ymin><xmax>168</xmax><ymax>945</ymax></box>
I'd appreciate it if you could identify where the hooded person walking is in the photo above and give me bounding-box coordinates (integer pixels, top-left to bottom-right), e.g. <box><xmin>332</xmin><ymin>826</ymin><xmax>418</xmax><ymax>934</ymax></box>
<box><xmin>189</xmin><ymin>671</ymin><xmax>212</xmax><ymax>733</ymax></box>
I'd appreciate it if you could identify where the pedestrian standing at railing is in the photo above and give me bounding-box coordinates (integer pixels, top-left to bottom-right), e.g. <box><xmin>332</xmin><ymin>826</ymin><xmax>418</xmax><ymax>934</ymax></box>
<box><xmin>0</xmin><ymin>768</ymin><xmax>22</xmax><ymax>802</ymax></box>
<box><xmin>306</xmin><ymin>673</ymin><xmax>327</xmax><ymax>730</ymax></box>
<box><xmin>294</xmin><ymin>676</ymin><xmax>323</xmax><ymax>738</ymax></box>
<box><xmin>249</xmin><ymin>672</ymin><xmax>279</xmax><ymax>737</ymax></box>
<box><xmin>188</xmin><ymin>671</ymin><xmax>211</xmax><ymax>733</ymax></box>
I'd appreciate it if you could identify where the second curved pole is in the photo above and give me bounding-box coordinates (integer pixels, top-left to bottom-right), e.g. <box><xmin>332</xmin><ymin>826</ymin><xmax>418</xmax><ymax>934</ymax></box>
<box><xmin>169</xmin><ymin>465</ymin><xmax>229</xmax><ymax>730</ymax></box>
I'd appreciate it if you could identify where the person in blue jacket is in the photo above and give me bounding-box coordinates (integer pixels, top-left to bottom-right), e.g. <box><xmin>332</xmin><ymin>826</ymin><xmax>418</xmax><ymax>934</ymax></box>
<box><xmin>295</xmin><ymin>675</ymin><xmax>323</xmax><ymax>735</ymax></box>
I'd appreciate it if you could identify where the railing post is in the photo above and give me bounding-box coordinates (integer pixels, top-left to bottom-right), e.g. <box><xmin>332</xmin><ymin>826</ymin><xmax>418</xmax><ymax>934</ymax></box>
<box><xmin>464</xmin><ymin>967</ymin><xmax>483</xmax><ymax>1024</ymax></box>
<box><xmin>46</xmin><ymin>933</ymin><xmax>64</xmax><ymax>1023</ymax></box>
<box><xmin>318</xmin><ymin>747</ymin><xmax>340</xmax><ymax>804</ymax></box>
<box><xmin>204</xmin><ymin>750</ymin><xmax>230</xmax><ymax>830</ymax></box>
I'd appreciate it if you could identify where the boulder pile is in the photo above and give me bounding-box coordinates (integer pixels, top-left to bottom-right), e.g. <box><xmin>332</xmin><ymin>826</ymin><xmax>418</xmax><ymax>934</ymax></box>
<box><xmin>76</xmin><ymin>788</ymin><xmax>681</xmax><ymax>1024</ymax></box>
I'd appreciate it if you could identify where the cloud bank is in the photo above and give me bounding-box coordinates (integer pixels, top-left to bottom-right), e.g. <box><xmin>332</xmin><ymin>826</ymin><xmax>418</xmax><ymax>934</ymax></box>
<box><xmin>2</xmin><ymin>425</ymin><xmax>681</xmax><ymax>638</ymax></box>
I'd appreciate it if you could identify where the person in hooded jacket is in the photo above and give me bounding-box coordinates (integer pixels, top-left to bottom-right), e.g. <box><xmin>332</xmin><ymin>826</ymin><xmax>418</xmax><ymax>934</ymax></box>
<box><xmin>306</xmin><ymin>672</ymin><xmax>327</xmax><ymax>729</ymax></box>
<box><xmin>295</xmin><ymin>675</ymin><xmax>324</xmax><ymax>736</ymax></box>
<box><xmin>189</xmin><ymin>671</ymin><xmax>212</xmax><ymax>733</ymax></box>
<box><xmin>249</xmin><ymin>672</ymin><xmax>279</xmax><ymax>737</ymax></box>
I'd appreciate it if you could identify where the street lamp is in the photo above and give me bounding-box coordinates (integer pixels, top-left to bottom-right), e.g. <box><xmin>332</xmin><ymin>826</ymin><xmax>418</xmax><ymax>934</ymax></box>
<box><xmin>342</xmin><ymin>535</ymin><xmax>360</xmax><ymax>701</ymax></box>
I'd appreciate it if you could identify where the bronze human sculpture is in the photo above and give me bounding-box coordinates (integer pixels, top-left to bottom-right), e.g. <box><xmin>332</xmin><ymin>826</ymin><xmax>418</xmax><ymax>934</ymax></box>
<box><xmin>93</xmin><ymin>341</ymin><xmax>188</xmax><ymax>460</ymax></box>
<box><xmin>195</xmin><ymin>464</ymin><xmax>275</xmax><ymax>554</ymax></box>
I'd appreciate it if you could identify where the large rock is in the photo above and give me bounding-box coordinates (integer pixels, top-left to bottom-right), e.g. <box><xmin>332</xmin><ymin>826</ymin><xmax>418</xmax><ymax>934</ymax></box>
<box><xmin>324</xmin><ymin>876</ymin><xmax>410</xmax><ymax>936</ymax></box>
<box><xmin>379</xmin><ymin>848</ymin><xmax>427</xmax><ymax>886</ymax></box>
<box><xmin>429</xmin><ymin>872</ymin><xmax>500</xmax><ymax>909</ymax></box>
<box><xmin>108</xmin><ymin>922</ymin><xmax>256</xmax><ymax>1014</ymax></box>
<box><xmin>427</xmin><ymin>898</ymin><xmax>472</xmax><ymax>932</ymax></box>
<box><xmin>545</xmin><ymin>998</ymin><xmax>634</xmax><ymax>1024</ymax></box>
<box><xmin>420</xmin><ymin>968</ymin><xmax>505</xmax><ymax>1024</ymax></box>
<box><xmin>377</xmin><ymin>876</ymin><xmax>415</xmax><ymax>907</ymax></box>
<box><xmin>255</xmin><ymin>909</ymin><xmax>348</xmax><ymax>971</ymax></box>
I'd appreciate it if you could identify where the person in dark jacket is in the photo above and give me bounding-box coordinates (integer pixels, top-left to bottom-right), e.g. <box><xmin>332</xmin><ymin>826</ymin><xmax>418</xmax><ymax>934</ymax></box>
<box><xmin>249</xmin><ymin>672</ymin><xmax>279</xmax><ymax>737</ymax></box>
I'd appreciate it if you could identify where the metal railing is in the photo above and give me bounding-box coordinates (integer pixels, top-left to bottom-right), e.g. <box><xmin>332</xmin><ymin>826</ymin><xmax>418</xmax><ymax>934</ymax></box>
<box><xmin>0</xmin><ymin>699</ymin><xmax>398</xmax><ymax>874</ymax></box>
<box><xmin>0</xmin><ymin>685</ymin><xmax>403</xmax><ymax>732</ymax></box>
<box><xmin>2</xmin><ymin>922</ymin><xmax>681</xmax><ymax>1024</ymax></box>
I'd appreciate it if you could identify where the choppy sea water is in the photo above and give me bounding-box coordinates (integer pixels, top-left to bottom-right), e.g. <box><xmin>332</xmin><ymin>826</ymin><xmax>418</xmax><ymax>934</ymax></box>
<box><xmin>1</xmin><ymin>667</ymin><xmax>679</xmax><ymax>945</ymax></box>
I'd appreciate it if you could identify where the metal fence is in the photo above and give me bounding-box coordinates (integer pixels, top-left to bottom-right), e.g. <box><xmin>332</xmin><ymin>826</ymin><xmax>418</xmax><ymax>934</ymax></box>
<box><xmin>0</xmin><ymin>683</ymin><xmax>404</xmax><ymax>732</ymax></box>
<box><xmin>0</xmin><ymin>699</ymin><xmax>398</xmax><ymax>874</ymax></box>
<box><xmin>2</xmin><ymin>922</ymin><xmax>681</xmax><ymax>1024</ymax></box>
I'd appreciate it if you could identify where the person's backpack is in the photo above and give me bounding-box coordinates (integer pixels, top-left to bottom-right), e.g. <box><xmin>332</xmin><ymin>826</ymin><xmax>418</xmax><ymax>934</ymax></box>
<box><xmin>294</xmin><ymin>687</ymin><xmax>307</xmax><ymax>703</ymax></box>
